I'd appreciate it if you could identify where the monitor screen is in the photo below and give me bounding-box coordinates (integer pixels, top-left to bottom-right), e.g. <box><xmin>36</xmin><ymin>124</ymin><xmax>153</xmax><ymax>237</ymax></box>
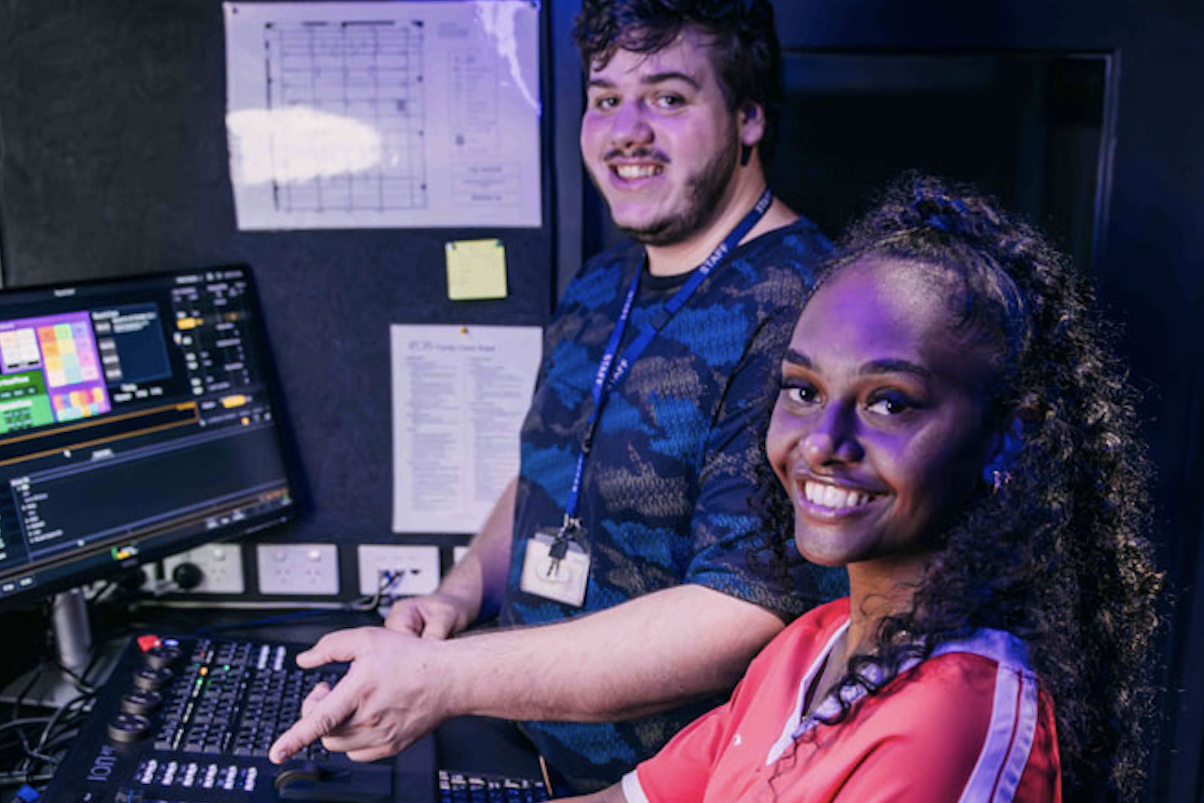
<box><xmin>0</xmin><ymin>267</ymin><xmax>294</xmax><ymax>609</ymax></box>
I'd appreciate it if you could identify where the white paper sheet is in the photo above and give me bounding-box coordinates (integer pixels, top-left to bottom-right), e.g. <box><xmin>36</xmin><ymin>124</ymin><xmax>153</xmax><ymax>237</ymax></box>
<box><xmin>224</xmin><ymin>1</ymin><xmax>542</xmax><ymax>230</ymax></box>
<box><xmin>390</xmin><ymin>324</ymin><xmax>541</xmax><ymax>533</ymax></box>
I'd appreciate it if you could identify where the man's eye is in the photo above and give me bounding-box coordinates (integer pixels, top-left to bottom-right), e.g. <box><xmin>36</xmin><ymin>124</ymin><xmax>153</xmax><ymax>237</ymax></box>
<box><xmin>654</xmin><ymin>93</ymin><xmax>684</xmax><ymax>109</ymax></box>
<box><xmin>592</xmin><ymin>95</ymin><xmax>619</xmax><ymax>110</ymax></box>
<box><xmin>866</xmin><ymin>391</ymin><xmax>913</xmax><ymax>415</ymax></box>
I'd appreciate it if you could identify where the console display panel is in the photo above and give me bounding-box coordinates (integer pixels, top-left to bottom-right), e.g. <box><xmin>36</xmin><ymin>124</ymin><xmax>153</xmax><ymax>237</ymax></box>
<box><xmin>0</xmin><ymin>267</ymin><xmax>294</xmax><ymax>608</ymax></box>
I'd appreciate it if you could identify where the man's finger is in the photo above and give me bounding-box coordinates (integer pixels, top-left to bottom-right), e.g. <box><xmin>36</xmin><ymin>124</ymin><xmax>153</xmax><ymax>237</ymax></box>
<box><xmin>268</xmin><ymin>681</ymin><xmax>358</xmax><ymax>764</ymax></box>
<box><xmin>317</xmin><ymin>731</ymin><xmax>380</xmax><ymax>755</ymax></box>
<box><xmin>295</xmin><ymin>629</ymin><xmax>368</xmax><ymax>669</ymax></box>
<box><xmin>347</xmin><ymin>744</ymin><xmax>405</xmax><ymax>763</ymax></box>
<box><xmin>300</xmin><ymin>682</ymin><xmax>332</xmax><ymax>718</ymax></box>
<box><xmin>384</xmin><ymin>602</ymin><xmax>423</xmax><ymax>636</ymax></box>
<box><xmin>421</xmin><ymin>611</ymin><xmax>454</xmax><ymax>640</ymax></box>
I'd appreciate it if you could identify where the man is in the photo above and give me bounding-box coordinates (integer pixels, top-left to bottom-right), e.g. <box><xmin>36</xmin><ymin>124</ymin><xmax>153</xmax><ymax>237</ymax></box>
<box><xmin>270</xmin><ymin>0</ymin><xmax>843</xmax><ymax>792</ymax></box>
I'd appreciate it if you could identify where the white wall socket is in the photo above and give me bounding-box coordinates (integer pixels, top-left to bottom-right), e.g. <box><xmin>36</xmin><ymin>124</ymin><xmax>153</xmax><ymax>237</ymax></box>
<box><xmin>163</xmin><ymin>544</ymin><xmax>245</xmax><ymax>594</ymax></box>
<box><xmin>356</xmin><ymin>544</ymin><xmax>440</xmax><ymax>596</ymax></box>
<box><xmin>257</xmin><ymin>543</ymin><xmax>340</xmax><ymax>595</ymax></box>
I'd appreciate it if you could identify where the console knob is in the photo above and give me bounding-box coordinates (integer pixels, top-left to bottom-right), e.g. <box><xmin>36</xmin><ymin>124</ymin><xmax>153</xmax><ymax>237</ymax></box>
<box><xmin>144</xmin><ymin>643</ymin><xmax>183</xmax><ymax>669</ymax></box>
<box><xmin>120</xmin><ymin>688</ymin><xmax>163</xmax><ymax>715</ymax></box>
<box><xmin>107</xmin><ymin>712</ymin><xmax>151</xmax><ymax>743</ymax></box>
<box><xmin>131</xmin><ymin>666</ymin><xmax>174</xmax><ymax>690</ymax></box>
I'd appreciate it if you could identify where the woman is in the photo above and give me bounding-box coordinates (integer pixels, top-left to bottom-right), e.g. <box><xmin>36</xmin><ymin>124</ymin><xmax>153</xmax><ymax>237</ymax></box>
<box><xmin>560</xmin><ymin>174</ymin><xmax>1162</xmax><ymax>802</ymax></box>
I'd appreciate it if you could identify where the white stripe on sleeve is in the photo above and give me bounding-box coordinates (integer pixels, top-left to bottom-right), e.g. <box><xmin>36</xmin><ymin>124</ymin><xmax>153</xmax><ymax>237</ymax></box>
<box><xmin>621</xmin><ymin>769</ymin><xmax>654</xmax><ymax>803</ymax></box>
<box><xmin>957</xmin><ymin>666</ymin><xmax>1040</xmax><ymax>802</ymax></box>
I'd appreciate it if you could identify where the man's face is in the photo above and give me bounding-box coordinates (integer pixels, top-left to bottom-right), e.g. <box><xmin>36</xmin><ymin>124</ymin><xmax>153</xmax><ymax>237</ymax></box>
<box><xmin>580</xmin><ymin>29</ymin><xmax>754</xmax><ymax>246</ymax></box>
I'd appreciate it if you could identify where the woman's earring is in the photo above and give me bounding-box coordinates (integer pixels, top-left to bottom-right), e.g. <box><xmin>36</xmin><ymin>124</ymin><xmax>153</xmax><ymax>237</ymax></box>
<box><xmin>991</xmin><ymin>469</ymin><xmax>1011</xmax><ymax>495</ymax></box>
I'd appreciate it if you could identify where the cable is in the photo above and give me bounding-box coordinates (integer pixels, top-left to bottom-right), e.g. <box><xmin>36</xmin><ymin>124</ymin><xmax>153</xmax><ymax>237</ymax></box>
<box><xmin>0</xmin><ymin>720</ymin><xmax>50</xmax><ymax>739</ymax></box>
<box><xmin>84</xmin><ymin>579</ymin><xmax>117</xmax><ymax>604</ymax></box>
<box><xmin>354</xmin><ymin>569</ymin><xmax>403</xmax><ymax>612</ymax></box>
<box><xmin>190</xmin><ymin>572</ymin><xmax>404</xmax><ymax>635</ymax></box>
<box><xmin>34</xmin><ymin>691</ymin><xmax>92</xmax><ymax>757</ymax></box>
<box><xmin>0</xmin><ymin>775</ymin><xmax>52</xmax><ymax>791</ymax></box>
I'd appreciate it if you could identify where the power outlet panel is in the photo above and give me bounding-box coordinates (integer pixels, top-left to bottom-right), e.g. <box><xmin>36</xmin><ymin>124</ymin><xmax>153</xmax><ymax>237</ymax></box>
<box><xmin>257</xmin><ymin>543</ymin><xmax>340</xmax><ymax>595</ymax></box>
<box><xmin>163</xmin><ymin>544</ymin><xmax>245</xmax><ymax>593</ymax></box>
<box><xmin>356</xmin><ymin>545</ymin><xmax>440</xmax><ymax>596</ymax></box>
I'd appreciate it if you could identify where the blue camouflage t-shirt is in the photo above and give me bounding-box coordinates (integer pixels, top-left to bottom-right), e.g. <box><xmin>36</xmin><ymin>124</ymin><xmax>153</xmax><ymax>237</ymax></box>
<box><xmin>500</xmin><ymin>216</ymin><xmax>847</xmax><ymax>791</ymax></box>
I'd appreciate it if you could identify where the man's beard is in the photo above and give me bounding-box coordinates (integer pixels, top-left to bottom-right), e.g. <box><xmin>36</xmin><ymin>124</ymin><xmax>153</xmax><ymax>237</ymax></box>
<box><xmin>612</xmin><ymin>138</ymin><xmax>741</xmax><ymax>248</ymax></box>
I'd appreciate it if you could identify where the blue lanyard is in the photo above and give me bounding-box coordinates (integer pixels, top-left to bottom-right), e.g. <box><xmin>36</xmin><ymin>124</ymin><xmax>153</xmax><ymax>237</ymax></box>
<box><xmin>560</xmin><ymin>189</ymin><xmax>774</xmax><ymax>531</ymax></box>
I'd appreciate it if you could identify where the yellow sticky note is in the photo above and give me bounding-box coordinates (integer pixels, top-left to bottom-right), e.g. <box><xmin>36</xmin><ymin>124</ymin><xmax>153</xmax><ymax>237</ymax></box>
<box><xmin>446</xmin><ymin>239</ymin><xmax>508</xmax><ymax>301</ymax></box>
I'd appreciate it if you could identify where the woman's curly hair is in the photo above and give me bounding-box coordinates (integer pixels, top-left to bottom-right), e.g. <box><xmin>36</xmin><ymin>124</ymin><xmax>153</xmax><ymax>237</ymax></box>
<box><xmin>755</xmin><ymin>172</ymin><xmax>1163</xmax><ymax>801</ymax></box>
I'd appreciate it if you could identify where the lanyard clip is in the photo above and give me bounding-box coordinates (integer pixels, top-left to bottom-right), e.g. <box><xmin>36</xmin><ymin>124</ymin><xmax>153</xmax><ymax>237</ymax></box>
<box><xmin>558</xmin><ymin>514</ymin><xmax>583</xmax><ymax>543</ymax></box>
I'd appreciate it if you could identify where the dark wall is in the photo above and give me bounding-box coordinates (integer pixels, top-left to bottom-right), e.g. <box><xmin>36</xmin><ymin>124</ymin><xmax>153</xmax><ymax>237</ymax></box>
<box><xmin>769</xmin><ymin>4</ymin><xmax>1204</xmax><ymax>801</ymax></box>
<box><xmin>0</xmin><ymin>1</ymin><xmax>555</xmax><ymax>557</ymax></box>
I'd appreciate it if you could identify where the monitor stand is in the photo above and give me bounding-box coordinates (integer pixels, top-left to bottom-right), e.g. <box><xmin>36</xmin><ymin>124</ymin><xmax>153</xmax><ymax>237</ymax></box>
<box><xmin>0</xmin><ymin>588</ymin><xmax>121</xmax><ymax>708</ymax></box>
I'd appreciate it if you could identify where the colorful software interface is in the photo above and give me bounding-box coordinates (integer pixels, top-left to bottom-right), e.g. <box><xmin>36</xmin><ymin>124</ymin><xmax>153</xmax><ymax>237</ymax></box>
<box><xmin>0</xmin><ymin>268</ymin><xmax>293</xmax><ymax>606</ymax></box>
<box><xmin>0</xmin><ymin>312</ymin><xmax>112</xmax><ymax>431</ymax></box>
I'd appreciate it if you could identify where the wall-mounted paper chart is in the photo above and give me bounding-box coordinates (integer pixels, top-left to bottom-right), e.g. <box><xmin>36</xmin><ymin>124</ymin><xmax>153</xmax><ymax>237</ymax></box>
<box><xmin>390</xmin><ymin>324</ymin><xmax>541</xmax><ymax>534</ymax></box>
<box><xmin>224</xmin><ymin>2</ymin><xmax>542</xmax><ymax>230</ymax></box>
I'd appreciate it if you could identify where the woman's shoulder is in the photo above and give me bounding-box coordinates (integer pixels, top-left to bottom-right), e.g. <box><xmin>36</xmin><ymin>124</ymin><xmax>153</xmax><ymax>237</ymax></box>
<box><xmin>889</xmin><ymin>629</ymin><xmax>1042</xmax><ymax>726</ymax></box>
<box><xmin>862</xmin><ymin>634</ymin><xmax>1059</xmax><ymax>801</ymax></box>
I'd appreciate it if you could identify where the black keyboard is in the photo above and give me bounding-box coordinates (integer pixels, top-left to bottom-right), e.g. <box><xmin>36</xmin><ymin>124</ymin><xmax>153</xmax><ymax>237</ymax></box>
<box><xmin>438</xmin><ymin>770</ymin><xmax>548</xmax><ymax>803</ymax></box>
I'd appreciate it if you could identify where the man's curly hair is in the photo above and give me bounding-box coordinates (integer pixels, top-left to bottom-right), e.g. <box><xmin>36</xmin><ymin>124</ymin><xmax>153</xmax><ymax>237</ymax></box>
<box><xmin>571</xmin><ymin>0</ymin><xmax>783</xmax><ymax>160</ymax></box>
<box><xmin>754</xmin><ymin>172</ymin><xmax>1163</xmax><ymax>801</ymax></box>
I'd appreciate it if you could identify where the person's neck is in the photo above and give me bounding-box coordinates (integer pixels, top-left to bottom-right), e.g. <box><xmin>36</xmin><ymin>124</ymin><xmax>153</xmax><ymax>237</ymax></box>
<box><xmin>643</xmin><ymin>172</ymin><xmax>797</xmax><ymax>278</ymax></box>
<box><xmin>844</xmin><ymin>556</ymin><xmax>928</xmax><ymax>656</ymax></box>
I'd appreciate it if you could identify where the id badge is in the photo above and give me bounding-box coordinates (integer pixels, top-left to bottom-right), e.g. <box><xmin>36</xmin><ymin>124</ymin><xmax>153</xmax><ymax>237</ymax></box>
<box><xmin>519</xmin><ymin>529</ymin><xmax>590</xmax><ymax>607</ymax></box>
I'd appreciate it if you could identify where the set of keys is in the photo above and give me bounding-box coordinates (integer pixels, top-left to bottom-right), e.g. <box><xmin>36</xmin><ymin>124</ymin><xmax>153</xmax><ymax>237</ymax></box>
<box><xmin>520</xmin><ymin>515</ymin><xmax>590</xmax><ymax>607</ymax></box>
<box><xmin>545</xmin><ymin>516</ymin><xmax>581</xmax><ymax>577</ymax></box>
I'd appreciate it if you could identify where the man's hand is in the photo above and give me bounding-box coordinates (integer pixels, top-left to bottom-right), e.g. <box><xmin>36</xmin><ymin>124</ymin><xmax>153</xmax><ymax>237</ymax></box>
<box><xmin>384</xmin><ymin>591</ymin><xmax>475</xmax><ymax>639</ymax></box>
<box><xmin>268</xmin><ymin>627</ymin><xmax>452</xmax><ymax>764</ymax></box>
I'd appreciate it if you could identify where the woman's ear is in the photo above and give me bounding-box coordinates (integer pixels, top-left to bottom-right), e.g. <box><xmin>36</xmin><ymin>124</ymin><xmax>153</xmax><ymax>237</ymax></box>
<box><xmin>982</xmin><ymin>417</ymin><xmax>1025</xmax><ymax>487</ymax></box>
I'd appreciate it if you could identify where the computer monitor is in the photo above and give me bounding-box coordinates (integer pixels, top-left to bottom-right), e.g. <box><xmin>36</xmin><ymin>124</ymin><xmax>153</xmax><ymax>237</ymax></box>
<box><xmin>0</xmin><ymin>267</ymin><xmax>295</xmax><ymax>697</ymax></box>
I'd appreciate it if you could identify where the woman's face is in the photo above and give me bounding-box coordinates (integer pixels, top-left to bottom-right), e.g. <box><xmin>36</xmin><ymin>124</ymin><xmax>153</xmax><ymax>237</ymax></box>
<box><xmin>767</xmin><ymin>258</ymin><xmax>1003</xmax><ymax>572</ymax></box>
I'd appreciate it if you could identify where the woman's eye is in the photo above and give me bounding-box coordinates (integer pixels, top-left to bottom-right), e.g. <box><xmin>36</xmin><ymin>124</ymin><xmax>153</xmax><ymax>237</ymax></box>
<box><xmin>866</xmin><ymin>391</ymin><xmax>913</xmax><ymax>416</ymax></box>
<box><xmin>781</xmin><ymin>383</ymin><xmax>818</xmax><ymax>405</ymax></box>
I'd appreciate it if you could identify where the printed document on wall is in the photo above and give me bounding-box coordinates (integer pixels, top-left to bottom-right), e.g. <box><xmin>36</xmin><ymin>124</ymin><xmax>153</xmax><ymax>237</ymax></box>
<box><xmin>390</xmin><ymin>324</ymin><xmax>541</xmax><ymax>534</ymax></box>
<box><xmin>223</xmin><ymin>2</ymin><xmax>541</xmax><ymax>230</ymax></box>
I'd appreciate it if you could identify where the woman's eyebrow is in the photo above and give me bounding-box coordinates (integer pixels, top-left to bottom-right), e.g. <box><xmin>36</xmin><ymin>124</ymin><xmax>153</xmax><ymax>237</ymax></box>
<box><xmin>782</xmin><ymin>348</ymin><xmax>811</xmax><ymax>368</ymax></box>
<box><xmin>784</xmin><ymin>350</ymin><xmax>932</xmax><ymax>380</ymax></box>
<box><xmin>859</xmin><ymin>358</ymin><xmax>933</xmax><ymax>379</ymax></box>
